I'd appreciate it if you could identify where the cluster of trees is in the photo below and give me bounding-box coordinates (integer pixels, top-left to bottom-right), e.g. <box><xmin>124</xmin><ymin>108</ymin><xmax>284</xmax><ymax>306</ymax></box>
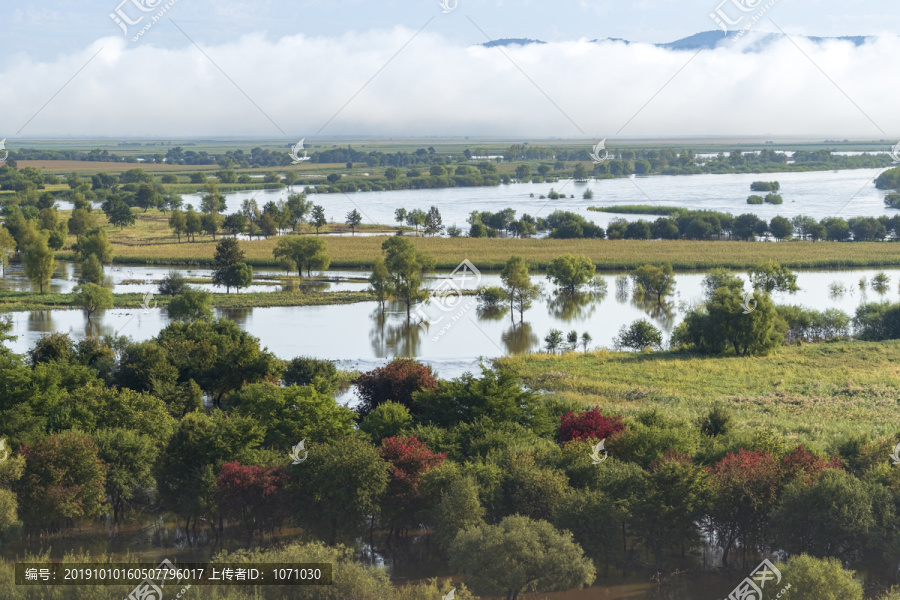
<box><xmin>589</xmin><ymin>209</ymin><xmax>900</xmax><ymax>242</ymax></box>
<box><xmin>168</xmin><ymin>191</ymin><xmax>328</xmax><ymax>241</ymax></box>
<box><xmin>394</xmin><ymin>206</ymin><xmax>444</xmax><ymax>236</ymax></box>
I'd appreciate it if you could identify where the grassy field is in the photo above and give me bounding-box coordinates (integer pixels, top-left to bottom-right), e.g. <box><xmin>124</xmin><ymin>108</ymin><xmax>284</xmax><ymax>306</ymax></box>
<box><xmin>0</xmin><ymin>290</ymin><xmax>373</xmax><ymax>313</ymax></box>
<box><xmin>96</xmin><ymin>232</ymin><xmax>900</xmax><ymax>271</ymax></box>
<box><xmin>497</xmin><ymin>341</ymin><xmax>900</xmax><ymax>448</ymax></box>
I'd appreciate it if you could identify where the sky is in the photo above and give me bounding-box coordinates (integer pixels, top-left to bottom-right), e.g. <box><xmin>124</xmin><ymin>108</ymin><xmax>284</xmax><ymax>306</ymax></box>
<box><xmin>1</xmin><ymin>0</ymin><xmax>898</xmax><ymax>139</ymax></box>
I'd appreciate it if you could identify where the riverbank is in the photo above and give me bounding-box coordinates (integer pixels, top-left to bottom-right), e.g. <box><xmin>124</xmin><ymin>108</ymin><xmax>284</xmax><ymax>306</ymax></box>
<box><xmin>0</xmin><ymin>289</ymin><xmax>374</xmax><ymax>313</ymax></box>
<box><xmin>496</xmin><ymin>340</ymin><xmax>900</xmax><ymax>446</ymax></box>
<box><xmin>90</xmin><ymin>236</ymin><xmax>900</xmax><ymax>271</ymax></box>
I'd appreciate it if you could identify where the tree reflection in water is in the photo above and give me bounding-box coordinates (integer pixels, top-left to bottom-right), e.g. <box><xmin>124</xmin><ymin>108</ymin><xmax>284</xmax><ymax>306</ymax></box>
<box><xmin>545</xmin><ymin>289</ymin><xmax>605</xmax><ymax>322</ymax></box>
<box><xmin>370</xmin><ymin>304</ymin><xmax>424</xmax><ymax>358</ymax></box>
<box><xmin>501</xmin><ymin>322</ymin><xmax>539</xmax><ymax>355</ymax></box>
<box><xmin>631</xmin><ymin>292</ymin><xmax>677</xmax><ymax>333</ymax></box>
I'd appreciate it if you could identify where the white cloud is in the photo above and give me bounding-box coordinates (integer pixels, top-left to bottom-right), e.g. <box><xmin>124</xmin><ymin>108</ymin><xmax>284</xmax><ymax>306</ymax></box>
<box><xmin>1</xmin><ymin>29</ymin><xmax>897</xmax><ymax>139</ymax></box>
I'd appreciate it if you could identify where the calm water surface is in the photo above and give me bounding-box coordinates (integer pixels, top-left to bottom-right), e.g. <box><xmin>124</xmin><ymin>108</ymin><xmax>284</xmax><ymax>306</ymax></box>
<box><xmin>5</xmin><ymin>266</ymin><xmax>896</xmax><ymax>380</ymax></box>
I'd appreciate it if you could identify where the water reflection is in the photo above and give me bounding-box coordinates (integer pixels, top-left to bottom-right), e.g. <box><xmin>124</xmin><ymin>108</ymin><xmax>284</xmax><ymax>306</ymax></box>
<box><xmin>631</xmin><ymin>294</ymin><xmax>678</xmax><ymax>332</ymax></box>
<box><xmin>501</xmin><ymin>322</ymin><xmax>540</xmax><ymax>354</ymax></box>
<box><xmin>370</xmin><ymin>307</ymin><xmax>424</xmax><ymax>358</ymax></box>
<box><xmin>546</xmin><ymin>290</ymin><xmax>603</xmax><ymax>321</ymax></box>
<box><xmin>6</xmin><ymin>268</ymin><xmax>900</xmax><ymax>381</ymax></box>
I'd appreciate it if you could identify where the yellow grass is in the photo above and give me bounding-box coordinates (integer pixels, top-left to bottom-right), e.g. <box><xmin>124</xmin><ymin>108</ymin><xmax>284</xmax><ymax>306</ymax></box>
<box><xmin>104</xmin><ymin>233</ymin><xmax>900</xmax><ymax>271</ymax></box>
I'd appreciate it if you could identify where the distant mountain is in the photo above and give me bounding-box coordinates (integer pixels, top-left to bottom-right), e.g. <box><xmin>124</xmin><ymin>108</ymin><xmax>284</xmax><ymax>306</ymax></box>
<box><xmin>483</xmin><ymin>31</ymin><xmax>872</xmax><ymax>51</ymax></box>
<box><xmin>482</xmin><ymin>38</ymin><xmax>546</xmax><ymax>48</ymax></box>
<box><xmin>655</xmin><ymin>30</ymin><xmax>871</xmax><ymax>51</ymax></box>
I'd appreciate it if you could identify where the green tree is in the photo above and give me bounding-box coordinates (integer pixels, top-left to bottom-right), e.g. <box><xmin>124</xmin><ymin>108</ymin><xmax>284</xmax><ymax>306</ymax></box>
<box><xmin>158</xmin><ymin>271</ymin><xmax>188</xmax><ymax>296</ymax></box>
<box><xmin>73</xmin><ymin>227</ymin><xmax>114</xmax><ymax>264</ymax></box>
<box><xmin>381</xmin><ymin>236</ymin><xmax>436</xmax><ymax>320</ymax></box>
<box><xmin>155</xmin><ymin>411</ymin><xmax>263</xmax><ymax>534</ymax></box>
<box><xmin>212</xmin><ymin>238</ymin><xmax>252</xmax><ymax>293</ymax></box>
<box><xmin>630</xmin><ymin>263</ymin><xmax>675</xmax><ymax>302</ymax></box>
<box><xmin>394</xmin><ymin>208</ymin><xmax>408</xmax><ymax>232</ymax></box>
<box><xmin>167</xmin><ymin>288</ymin><xmax>214</xmax><ymax>322</ymax></box>
<box><xmin>92</xmin><ymin>428</ymin><xmax>156</xmax><ymax>524</ymax></box>
<box><xmin>424</xmin><ymin>205</ymin><xmax>444</xmax><ymax>236</ymax></box>
<box><xmin>431</xmin><ymin>474</ymin><xmax>486</xmax><ymax>550</ymax></box>
<box><xmin>225</xmin><ymin>382</ymin><xmax>355</xmax><ymax>449</ymax></box>
<box><xmin>201</xmin><ymin>211</ymin><xmax>223</xmax><ymax>240</ymax></box>
<box><xmin>615</xmin><ymin>319</ymin><xmax>663</xmax><ymax>350</ymax></box>
<box><xmin>157</xmin><ymin>318</ymin><xmax>280</xmax><ymax>405</ymax></box>
<box><xmin>293</xmin><ymin>436</ymin><xmax>389</xmax><ymax>545</ymax></box>
<box><xmin>450</xmin><ymin>515</ymin><xmax>596</xmax><ymax>600</ymax></box>
<box><xmin>769</xmin><ymin>215</ymin><xmax>794</xmax><ymax>240</ymax></box>
<box><xmin>770</xmin><ymin>469</ymin><xmax>874</xmax><ymax>559</ymax></box>
<box><xmin>22</xmin><ymin>232</ymin><xmax>55</xmax><ymax>294</ymax></box>
<box><xmin>200</xmin><ymin>182</ymin><xmax>227</xmax><ymax>213</ymax></box>
<box><xmin>553</xmin><ymin>489</ymin><xmax>622</xmax><ymax>570</ymax></box>
<box><xmin>273</xmin><ymin>236</ymin><xmax>330</xmax><ymax>277</ymax></box>
<box><xmin>778</xmin><ymin>554</ymin><xmax>862</xmax><ymax>600</ymax></box>
<box><xmin>168</xmin><ymin>209</ymin><xmax>187</xmax><ymax>242</ymax></box>
<box><xmin>673</xmin><ymin>286</ymin><xmax>784</xmax><ymax>356</ymax></box>
<box><xmin>311</xmin><ymin>204</ymin><xmax>327</xmax><ymax>234</ymax></box>
<box><xmin>184</xmin><ymin>206</ymin><xmax>202</xmax><ymax>241</ymax></box>
<box><xmin>0</xmin><ymin>225</ymin><xmax>13</xmax><ymax>276</ymax></box>
<box><xmin>359</xmin><ymin>401</ymin><xmax>412</xmax><ymax>443</ymax></box>
<box><xmin>109</xmin><ymin>201</ymin><xmax>136</xmax><ymax>229</ymax></box>
<box><xmin>501</xmin><ymin>255</ymin><xmax>540</xmax><ymax>324</ymax></box>
<box><xmin>285</xmin><ymin>192</ymin><xmax>312</xmax><ymax>231</ymax></box>
<box><xmin>750</xmin><ymin>260</ymin><xmax>799</xmax><ymax>293</ymax></box>
<box><xmin>368</xmin><ymin>256</ymin><xmax>392</xmax><ymax>314</ymax></box>
<box><xmin>78</xmin><ymin>254</ymin><xmax>104</xmax><ymax>285</ymax></box>
<box><xmin>73</xmin><ymin>283</ymin><xmax>114</xmax><ymax>321</ymax></box>
<box><xmin>628</xmin><ymin>455</ymin><xmax>711</xmax><ymax>567</ymax></box>
<box><xmin>547</xmin><ymin>254</ymin><xmax>595</xmax><ymax>293</ymax></box>
<box><xmin>346</xmin><ymin>209</ymin><xmax>363</xmax><ymax>234</ymax></box>
<box><xmin>406</xmin><ymin>209</ymin><xmax>427</xmax><ymax>234</ymax></box>
<box><xmin>19</xmin><ymin>431</ymin><xmax>107</xmax><ymax>530</ymax></box>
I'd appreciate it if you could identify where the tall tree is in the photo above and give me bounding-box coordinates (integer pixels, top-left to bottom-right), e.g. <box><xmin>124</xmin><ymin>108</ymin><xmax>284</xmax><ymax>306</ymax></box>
<box><xmin>346</xmin><ymin>209</ymin><xmax>363</xmax><ymax>235</ymax></box>
<box><xmin>311</xmin><ymin>205</ymin><xmax>327</xmax><ymax>234</ymax></box>
<box><xmin>22</xmin><ymin>232</ymin><xmax>55</xmax><ymax>294</ymax></box>
<box><xmin>424</xmin><ymin>205</ymin><xmax>444</xmax><ymax>236</ymax></box>
<box><xmin>369</xmin><ymin>256</ymin><xmax>392</xmax><ymax>314</ymax></box>
<box><xmin>381</xmin><ymin>236</ymin><xmax>436</xmax><ymax>321</ymax></box>
<box><xmin>272</xmin><ymin>237</ymin><xmax>330</xmax><ymax>277</ymax></box>
<box><xmin>501</xmin><ymin>255</ymin><xmax>540</xmax><ymax>323</ymax></box>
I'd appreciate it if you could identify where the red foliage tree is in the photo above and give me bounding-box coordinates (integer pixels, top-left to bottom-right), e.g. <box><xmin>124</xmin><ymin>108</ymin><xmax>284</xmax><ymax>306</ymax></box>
<box><xmin>707</xmin><ymin>449</ymin><xmax>782</xmax><ymax>567</ymax></box>
<box><xmin>782</xmin><ymin>444</ymin><xmax>844</xmax><ymax>483</ymax></box>
<box><xmin>215</xmin><ymin>462</ymin><xmax>290</xmax><ymax>542</ymax></box>
<box><xmin>19</xmin><ymin>432</ymin><xmax>108</xmax><ymax>531</ymax></box>
<box><xmin>355</xmin><ymin>358</ymin><xmax>438</xmax><ymax>416</ymax></box>
<box><xmin>559</xmin><ymin>408</ymin><xmax>625</xmax><ymax>443</ymax></box>
<box><xmin>378</xmin><ymin>435</ymin><xmax>447</xmax><ymax>536</ymax></box>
